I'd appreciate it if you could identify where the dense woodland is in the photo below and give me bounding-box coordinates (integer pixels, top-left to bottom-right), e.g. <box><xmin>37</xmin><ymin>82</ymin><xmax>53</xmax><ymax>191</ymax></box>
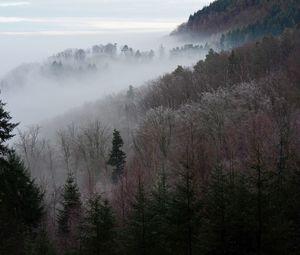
<box><xmin>1</xmin><ymin>0</ymin><xmax>300</xmax><ymax>254</ymax></box>
<box><xmin>173</xmin><ymin>0</ymin><xmax>300</xmax><ymax>48</ymax></box>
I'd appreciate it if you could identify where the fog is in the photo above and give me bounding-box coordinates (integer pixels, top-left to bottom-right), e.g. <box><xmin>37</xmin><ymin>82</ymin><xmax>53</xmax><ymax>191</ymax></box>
<box><xmin>0</xmin><ymin>32</ymin><xmax>168</xmax><ymax>76</ymax></box>
<box><xmin>0</xmin><ymin>0</ymin><xmax>213</xmax><ymax>129</ymax></box>
<box><xmin>0</xmin><ymin>31</ymin><xmax>209</xmax><ymax>129</ymax></box>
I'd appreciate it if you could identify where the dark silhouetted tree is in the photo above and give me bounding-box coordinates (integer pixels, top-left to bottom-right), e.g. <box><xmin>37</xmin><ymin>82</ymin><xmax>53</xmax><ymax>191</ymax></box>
<box><xmin>0</xmin><ymin>100</ymin><xmax>18</xmax><ymax>156</ymax></box>
<box><xmin>168</xmin><ymin>163</ymin><xmax>201</xmax><ymax>255</ymax></box>
<box><xmin>0</xmin><ymin>154</ymin><xmax>44</xmax><ymax>255</ymax></box>
<box><xmin>80</xmin><ymin>194</ymin><xmax>115</xmax><ymax>255</ymax></box>
<box><xmin>125</xmin><ymin>177</ymin><xmax>149</xmax><ymax>255</ymax></box>
<box><xmin>107</xmin><ymin>129</ymin><xmax>126</xmax><ymax>183</ymax></box>
<box><xmin>57</xmin><ymin>173</ymin><xmax>81</xmax><ymax>254</ymax></box>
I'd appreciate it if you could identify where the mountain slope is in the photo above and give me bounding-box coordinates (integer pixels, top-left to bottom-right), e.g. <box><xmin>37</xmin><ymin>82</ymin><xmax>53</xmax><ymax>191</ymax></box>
<box><xmin>16</xmin><ymin>27</ymin><xmax>300</xmax><ymax>255</ymax></box>
<box><xmin>172</xmin><ymin>0</ymin><xmax>300</xmax><ymax>48</ymax></box>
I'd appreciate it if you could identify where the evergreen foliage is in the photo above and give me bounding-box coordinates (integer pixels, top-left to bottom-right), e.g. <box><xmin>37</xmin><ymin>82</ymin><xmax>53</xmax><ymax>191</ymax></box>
<box><xmin>221</xmin><ymin>0</ymin><xmax>300</xmax><ymax>49</ymax></box>
<box><xmin>0</xmin><ymin>101</ymin><xmax>43</xmax><ymax>255</ymax></box>
<box><xmin>107</xmin><ymin>129</ymin><xmax>126</xmax><ymax>183</ymax></box>
<box><xmin>167</xmin><ymin>164</ymin><xmax>201</xmax><ymax>255</ymax></box>
<box><xmin>80</xmin><ymin>194</ymin><xmax>115</xmax><ymax>255</ymax></box>
<box><xmin>0</xmin><ymin>100</ymin><xmax>18</xmax><ymax>156</ymax></box>
<box><xmin>57</xmin><ymin>173</ymin><xmax>81</xmax><ymax>254</ymax></box>
<box><xmin>123</xmin><ymin>177</ymin><xmax>150</xmax><ymax>255</ymax></box>
<box><xmin>147</xmin><ymin>171</ymin><xmax>171</xmax><ymax>255</ymax></box>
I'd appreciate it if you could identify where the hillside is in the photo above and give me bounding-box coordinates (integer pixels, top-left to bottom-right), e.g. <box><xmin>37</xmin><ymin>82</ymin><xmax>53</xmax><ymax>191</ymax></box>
<box><xmin>1</xmin><ymin>2</ymin><xmax>300</xmax><ymax>255</ymax></box>
<box><xmin>172</xmin><ymin>0</ymin><xmax>300</xmax><ymax>47</ymax></box>
<box><xmin>13</xmin><ymin>27</ymin><xmax>300</xmax><ymax>254</ymax></box>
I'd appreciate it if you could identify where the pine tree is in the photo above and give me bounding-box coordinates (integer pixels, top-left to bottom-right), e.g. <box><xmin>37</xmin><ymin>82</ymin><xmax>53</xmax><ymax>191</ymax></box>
<box><xmin>0</xmin><ymin>154</ymin><xmax>44</xmax><ymax>255</ymax></box>
<box><xmin>107</xmin><ymin>129</ymin><xmax>126</xmax><ymax>183</ymax></box>
<box><xmin>57</xmin><ymin>173</ymin><xmax>81</xmax><ymax>254</ymax></box>
<box><xmin>0</xmin><ymin>99</ymin><xmax>43</xmax><ymax>255</ymax></box>
<box><xmin>126</xmin><ymin>177</ymin><xmax>149</xmax><ymax>255</ymax></box>
<box><xmin>80</xmin><ymin>194</ymin><xmax>115</xmax><ymax>255</ymax></box>
<box><xmin>147</xmin><ymin>171</ymin><xmax>171</xmax><ymax>255</ymax></box>
<box><xmin>224</xmin><ymin>171</ymin><xmax>256</xmax><ymax>255</ymax></box>
<box><xmin>201</xmin><ymin>166</ymin><xmax>256</xmax><ymax>255</ymax></box>
<box><xmin>30</xmin><ymin>226</ymin><xmax>57</xmax><ymax>255</ymax></box>
<box><xmin>0</xmin><ymin>99</ymin><xmax>18</xmax><ymax>156</ymax></box>
<box><xmin>168</xmin><ymin>163</ymin><xmax>201</xmax><ymax>255</ymax></box>
<box><xmin>201</xmin><ymin>166</ymin><xmax>227</xmax><ymax>255</ymax></box>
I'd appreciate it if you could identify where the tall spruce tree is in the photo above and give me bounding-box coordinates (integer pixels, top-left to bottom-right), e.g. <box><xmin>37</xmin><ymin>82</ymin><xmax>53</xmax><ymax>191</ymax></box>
<box><xmin>200</xmin><ymin>166</ymin><xmax>227</xmax><ymax>255</ymax></box>
<box><xmin>0</xmin><ymin>100</ymin><xmax>43</xmax><ymax>255</ymax></box>
<box><xmin>126</xmin><ymin>177</ymin><xmax>149</xmax><ymax>255</ymax></box>
<box><xmin>107</xmin><ymin>129</ymin><xmax>126</xmax><ymax>183</ymax></box>
<box><xmin>168</xmin><ymin>163</ymin><xmax>201</xmax><ymax>255</ymax></box>
<box><xmin>80</xmin><ymin>194</ymin><xmax>115</xmax><ymax>255</ymax></box>
<box><xmin>0</xmin><ymin>100</ymin><xmax>18</xmax><ymax>156</ymax></box>
<box><xmin>30</xmin><ymin>226</ymin><xmax>57</xmax><ymax>255</ymax></box>
<box><xmin>57</xmin><ymin>173</ymin><xmax>81</xmax><ymax>254</ymax></box>
<box><xmin>0</xmin><ymin>154</ymin><xmax>44</xmax><ymax>255</ymax></box>
<box><xmin>225</xmin><ymin>172</ymin><xmax>256</xmax><ymax>255</ymax></box>
<box><xmin>147</xmin><ymin>171</ymin><xmax>171</xmax><ymax>255</ymax></box>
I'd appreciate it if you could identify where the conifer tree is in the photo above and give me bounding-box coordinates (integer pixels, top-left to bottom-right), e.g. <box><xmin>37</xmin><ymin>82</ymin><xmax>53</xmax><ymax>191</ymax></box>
<box><xmin>80</xmin><ymin>194</ymin><xmax>115</xmax><ymax>255</ymax></box>
<box><xmin>0</xmin><ymin>100</ymin><xmax>43</xmax><ymax>255</ymax></box>
<box><xmin>168</xmin><ymin>163</ymin><xmax>201</xmax><ymax>255</ymax></box>
<box><xmin>223</xmin><ymin>171</ymin><xmax>256</xmax><ymax>255</ymax></box>
<box><xmin>200</xmin><ymin>166</ymin><xmax>227</xmax><ymax>255</ymax></box>
<box><xmin>0</xmin><ymin>99</ymin><xmax>18</xmax><ymax>156</ymax></box>
<box><xmin>147</xmin><ymin>171</ymin><xmax>171</xmax><ymax>255</ymax></box>
<box><xmin>57</xmin><ymin>173</ymin><xmax>81</xmax><ymax>254</ymax></box>
<box><xmin>126</xmin><ymin>177</ymin><xmax>149</xmax><ymax>255</ymax></box>
<box><xmin>0</xmin><ymin>154</ymin><xmax>44</xmax><ymax>255</ymax></box>
<box><xmin>30</xmin><ymin>226</ymin><xmax>57</xmax><ymax>255</ymax></box>
<box><xmin>107</xmin><ymin>129</ymin><xmax>126</xmax><ymax>183</ymax></box>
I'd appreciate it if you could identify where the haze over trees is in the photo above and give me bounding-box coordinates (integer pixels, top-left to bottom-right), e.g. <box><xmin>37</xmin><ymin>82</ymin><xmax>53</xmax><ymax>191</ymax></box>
<box><xmin>1</xmin><ymin>0</ymin><xmax>300</xmax><ymax>254</ymax></box>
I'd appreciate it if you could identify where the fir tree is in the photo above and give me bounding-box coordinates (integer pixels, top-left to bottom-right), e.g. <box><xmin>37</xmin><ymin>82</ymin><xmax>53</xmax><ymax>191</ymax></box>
<box><xmin>126</xmin><ymin>177</ymin><xmax>149</xmax><ymax>255</ymax></box>
<box><xmin>200</xmin><ymin>166</ymin><xmax>227</xmax><ymax>255</ymax></box>
<box><xmin>168</xmin><ymin>163</ymin><xmax>201</xmax><ymax>255</ymax></box>
<box><xmin>80</xmin><ymin>194</ymin><xmax>115</xmax><ymax>255</ymax></box>
<box><xmin>223</xmin><ymin>171</ymin><xmax>256</xmax><ymax>255</ymax></box>
<box><xmin>0</xmin><ymin>99</ymin><xmax>44</xmax><ymax>255</ymax></box>
<box><xmin>107</xmin><ymin>129</ymin><xmax>126</xmax><ymax>183</ymax></box>
<box><xmin>147</xmin><ymin>171</ymin><xmax>171</xmax><ymax>255</ymax></box>
<box><xmin>57</xmin><ymin>173</ymin><xmax>81</xmax><ymax>254</ymax></box>
<box><xmin>0</xmin><ymin>99</ymin><xmax>18</xmax><ymax>156</ymax></box>
<box><xmin>0</xmin><ymin>154</ymin><xmax>44</xmax><ymax>255</ymax></box>
<box><xmin>30</xmin><ymin>226</ymin><xmax>57</xmax><ymax>255</ymax></box>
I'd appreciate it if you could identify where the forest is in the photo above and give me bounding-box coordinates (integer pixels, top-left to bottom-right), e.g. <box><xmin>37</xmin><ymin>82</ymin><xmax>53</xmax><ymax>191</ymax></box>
<box><xmin>0</xmin><ymin>25</ymin><xmax>300</xmax><ymax>254</ymax></box>
<box><xmin>1</xmin><ymin>0</ymin><xmax>300</xmax><ymax>254</ymax></box>
<box><xmin>173</xmin><ymin>0</ymin><xmax>300</xmax><ymax>43</ymax></box>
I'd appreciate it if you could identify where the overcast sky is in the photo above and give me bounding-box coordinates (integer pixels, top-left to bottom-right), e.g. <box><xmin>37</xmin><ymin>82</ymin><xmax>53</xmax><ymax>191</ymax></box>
<box><xmin>0</xmin><ymin>0</ymin><xmax>213</xmax><ymax>34</ymax></box>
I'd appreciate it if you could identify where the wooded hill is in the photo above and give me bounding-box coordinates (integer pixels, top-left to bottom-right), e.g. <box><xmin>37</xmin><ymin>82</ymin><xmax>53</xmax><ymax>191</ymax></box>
<box><xmin>173</xmin><ymin>0</ymin><xmax>300</xmax><ymax>48</ymax></box>
<box><xmin>4</xmin><ymin>26</ymin><xmax>300</xmax><ymax>255</ymax></box>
